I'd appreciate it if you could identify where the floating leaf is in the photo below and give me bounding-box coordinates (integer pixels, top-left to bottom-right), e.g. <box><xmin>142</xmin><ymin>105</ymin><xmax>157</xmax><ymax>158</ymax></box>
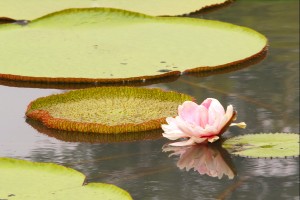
<box><xmin>222</xmin><ymin>133</ymin><xmax>300</xmax><ymax>158</ymax></box>
<box><xmin>26</xmin><ymin>87</ymin><xmax>194</xmax><ymax>134</ymax></box>
<box><xmin>0</xmin><ymin>158</ymin><xmax>132</xmax><ymax>200</ymax></box>
<box><xmin>0</xmin><ymin>0</ymin><xmax>231</xmax><ymax>20</ymax></box>
<box><xmin>0</xmin><ymin>8</ymin><xmax>267</xmax><ymax>84</ymax></box>
<box><xmin>26</xmin><ymin>118</ymin><xmax>163</xmax><ymax>143</ymax></box>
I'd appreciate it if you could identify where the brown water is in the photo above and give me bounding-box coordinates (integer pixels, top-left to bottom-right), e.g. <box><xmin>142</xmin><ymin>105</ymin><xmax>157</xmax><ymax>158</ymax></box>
<box><xmin>0</xmin><ymin>0</ymin><xmax>299</xmax><ymax>199</ymax></box>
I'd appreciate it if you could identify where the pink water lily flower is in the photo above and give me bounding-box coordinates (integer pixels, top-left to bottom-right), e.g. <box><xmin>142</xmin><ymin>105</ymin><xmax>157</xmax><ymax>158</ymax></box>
<box><xmin>162</xmin><ymin>98</ymin><xmax>246</xmax><ymax>146</ymax></box>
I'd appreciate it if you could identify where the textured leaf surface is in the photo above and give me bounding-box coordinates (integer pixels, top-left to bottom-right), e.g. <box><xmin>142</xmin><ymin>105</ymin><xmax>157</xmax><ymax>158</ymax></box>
<box><xmin>26</xmin><ymin>87</ymin><xmax>194</xmax><ymax>133</ymax></box>
<box><xmin>222</xmin><ymin>133</ymin><xmax>299</xmax><ymax>158</ymax></box>
<box><xmin>0</xmin><ymin>158</ymin><xmax>132</xmax><ymax>200</ymax></box>
<box><xmin>0</xmin><ymin>8</ymin><xmax>267</xmax><ymax>84</ymax></box>
<box><xmin>0</xmin><ymin>0</ymin><xmax>230</xmax><ymax>20</ymax></box>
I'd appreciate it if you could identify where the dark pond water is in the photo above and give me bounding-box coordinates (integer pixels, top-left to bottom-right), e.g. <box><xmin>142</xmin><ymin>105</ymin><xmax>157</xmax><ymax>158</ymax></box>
<box><xmin>0</xmin><ymin>1</ymin><xmax>299</xmax><ymax>199</ymax></box>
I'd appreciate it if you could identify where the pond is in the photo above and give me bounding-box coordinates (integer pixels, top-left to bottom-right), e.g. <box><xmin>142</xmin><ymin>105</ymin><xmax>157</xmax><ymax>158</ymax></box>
<box><xmin>0</xmin><ymin>0</ymin><xmax>299</xmax><ymax>199</ymax></box>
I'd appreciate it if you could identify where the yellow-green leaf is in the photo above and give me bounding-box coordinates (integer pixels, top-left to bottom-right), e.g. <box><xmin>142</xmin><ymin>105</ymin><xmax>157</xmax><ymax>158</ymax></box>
<box><xmin>0</xmin><ymin>0</ymin><xmax>231</xmax><ymax>20</ymax></box>
<box><xmin>0</xmin><ymin>158</ymin><xmax>132</xmax><ymax>200</ymax></box>
<box><xmin>0</xmin><ymin>8</ymin><xmax>267</xmax><ymax>84</ymax></box>
<box><xmin>222</xmin><ymin>133</ymin><xmax>300</xmax><ymax>158</ymax></box>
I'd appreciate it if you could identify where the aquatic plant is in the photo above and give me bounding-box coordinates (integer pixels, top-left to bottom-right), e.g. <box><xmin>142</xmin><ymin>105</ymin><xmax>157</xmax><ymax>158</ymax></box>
<box><xmin>0</xmin><ymin>0</ymin><xmax>232</xmax><ymax>20</ymax></box>
<box><xmin>162</xmin><ymin>99</ymin><xmax>246</xmax><ymax>146</ymax></box>
<box><xmin>26</xmin><ymin>87</ymin><xmax>194</xmax><ymax>134</ymax></box>
<box><xmin>0</xmin><ymin>8</ymin><xmax>267</xmax><ymax>84</ymax></box>
<box><xmin>222</xmin><ymin>133</ymin><xmax>300</xmax><ymax>158</ymax></box>
<box><xmin>0</xmin><ymin>158</ymin><xmax>132</xmax><ymax>200</ymax></box>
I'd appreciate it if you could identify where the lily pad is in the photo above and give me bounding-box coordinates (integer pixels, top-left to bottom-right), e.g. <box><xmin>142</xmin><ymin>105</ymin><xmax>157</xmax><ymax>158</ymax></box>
<box><xmin>26</xmin><ymin>87</ymin><xmax>194</xmax><ymax>134</ymax></box>
<box><xmin>0</xmin><ymin>158</ymin><xmax>132</xmax><ymax>200</ymax></box>
<box><xmin>0</xmin><ymin>8</ymin><xmax>267</xmax><ymax>84</ymax></box>
<box><xmin>222</xmin><ymin>133</ymin><xmax>300</xmax><ymax>158</ymax></box>
<box><xmin>0</xmin><ymin>0</ymin><xmax>231</xmax><ymax>20</ymax></box>
<box><xmin>26</xmin><ymin>118</ymin><xmax>163</xmax><ymax>143</ymax></box>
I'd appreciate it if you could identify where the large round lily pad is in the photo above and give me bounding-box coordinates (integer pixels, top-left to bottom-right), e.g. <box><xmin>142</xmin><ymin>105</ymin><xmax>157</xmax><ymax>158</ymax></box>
<box><xmin>0</xmin><ymin>158</ymin><xmax>132</xmax><ymax>200</ymax></box>
<box><xmin>0</xmin><ymin>0</ymin><xmax>231</xmax><ymax>20</ymax></box>
<box><xmin>222</xmin><ymin>133</ymin><xmax>299</xmax><ymax>158</ymax></box>
<box><xmin>26</xmin><ymin>87</ymin><xmax>194</xmax><ymax>134</ymax></box>
<box><xmin>0</xmin><ymin>8</ymin><xmax>267</xmax><ymax>84</ymax></box>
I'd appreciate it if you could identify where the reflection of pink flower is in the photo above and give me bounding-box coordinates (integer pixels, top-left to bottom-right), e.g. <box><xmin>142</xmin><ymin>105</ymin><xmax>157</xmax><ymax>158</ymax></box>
<box><xmin>162</xmin><ymin>99</ymin><xmax>246</xmax><ymax>146</ymax></box>
<box><xmin>163</xmin><ymin>144</ymin><xmax>235</xmax><ymax>179</ymax></box>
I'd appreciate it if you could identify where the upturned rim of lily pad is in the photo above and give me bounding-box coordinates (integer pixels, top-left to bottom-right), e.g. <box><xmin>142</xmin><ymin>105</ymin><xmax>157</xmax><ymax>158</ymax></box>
<box><xmin>0</xmin><ymin>7</ymin><xmax>268</xmax><ymax>84</ymax></box>
<box><xmin>0</xmin><ymin>0</ymin><xmax>233</xmax><ymax>21</ymax></box>
<box><xmin>222</xmin><ymin>133</ymin><xmax>300</xmax><ymax>158</ymax></box>
<box><xmin>26</xmin><ymin>118</ymin><xmax>163</xmax><ymax>143</ymax></box>
<box><xmin>0</xmin><ymin>72</ymin><xmax>180</xmax><ymax>89</ymax></box>
<box><xmin>26</xmin><ymin>87</ymin><xmax>194</xmax><ymax>134</ymax></box>
<box><xmin>185</xmin><ymin>48</ymin><xmax>267</xmax><ymax>77</ymax></box>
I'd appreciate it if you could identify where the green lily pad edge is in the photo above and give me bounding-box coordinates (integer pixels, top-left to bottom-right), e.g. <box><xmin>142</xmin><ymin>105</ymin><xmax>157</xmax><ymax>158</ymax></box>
<box><xmin>222</xmin><ymin>133</ymin><xmax>300</xmax><ymax>158</ymax></box>
<box><xmin>0</xmin><ymin>157</ymin><xmax>133</xmax><ymax>200</ymax></box>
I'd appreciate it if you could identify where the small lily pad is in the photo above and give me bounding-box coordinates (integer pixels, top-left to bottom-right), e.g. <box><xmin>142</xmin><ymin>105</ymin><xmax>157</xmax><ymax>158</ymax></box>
<box><xmin>26</xmin><ymin>87</ymin><xmax>194</xmax><ymax>134</ymax></box>
<box><xmin>0</xmin><ymin>8</ymin><xmax>267</xmax><ymax>84</ymax></box>
<box><xmin>222</xmin><ymin>133</ymin><xmax>299</xmax><ymax>158</ymax></box>
<box><xmin>0</xmin><ymin>0</ymin><xmax>231</xmax><ymax>20</ymax></box>
<box><xmin>0</xmin><ymin>158</ymin><xmax>132</xmax><ymax>200</ymax></box>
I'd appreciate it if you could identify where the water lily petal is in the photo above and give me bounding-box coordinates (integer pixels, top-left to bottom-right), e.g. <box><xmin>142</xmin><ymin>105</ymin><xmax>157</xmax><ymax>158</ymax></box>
<box><xmin>207</xmin><ymin>98</ymin><xmax>226</xmax><ymax>126</ymax></box>
<box><xmin>178</xmin><ymin>101</ymin><xmax>201</xmax><ymax>124</ymax></box>
<box><xmin>218</xmin><ymin>105</ymin><xmax>234</xmax><ymax>130</ymax></box>
<box><xmin>198</xmin><ymin>124</ymin><xmax>219</xmax><ymax>137</ymax></box>
<box><xmin>175</xmin><ymin>117</ymin><xmax>203</xmax><ymax>138</ymax></box>
<box><xmin>198</xmin><ymin>105</ymin><xmax>208</xmax><ymax>128</ymax></box>
<box><xmin>208</xmin><ymin>136</ymin><xmax>220</xmax><ymax>143</ymax></box>
<box><xmin>201</xmin><ymin>98</ymin><xmax>213</xmax><ymax>109</ymax></box>
<box><xmin>230</xmin><ymin>122</ymin><xmax>247</xmax><ymax>129</ymax></box>
<box><xmin>210</xmin><ymin>98</ymin><xmax>226</xmax><ymax>116</ymax></box>
<box><xmin>191</xmin><ymin>137</ymin><xmax>207</xmax><ymax>144</ymax></box>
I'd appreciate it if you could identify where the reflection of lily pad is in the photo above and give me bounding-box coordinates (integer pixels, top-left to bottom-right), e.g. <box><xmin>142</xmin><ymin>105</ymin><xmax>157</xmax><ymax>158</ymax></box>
<box><xmin>0</xmin><ymin>0</ymin><xmax>231</xmax><ymax>20</ymax></box>
<box><xmin>0</xmin><ymin>158</ymin><xmax>132</xmax><ymax>200</ymax></box>
<box><xmin>0</xmin><ymin>8</ymin><xmax>267</xmax><ymax>84</ymax></box>
<box><xmin>222</xmin><ymin>133</ymin><xmax>299</xmax><ymax>158</ymax></box>
<box><xmin>26</xmin><ymin>119</ymin><xmax>163</xmax><ymax>143</ymax></box>
<box><xmin>26</xmin><ymin>87</ymin><xmax>194</xmax><ymax>134</ymax></box>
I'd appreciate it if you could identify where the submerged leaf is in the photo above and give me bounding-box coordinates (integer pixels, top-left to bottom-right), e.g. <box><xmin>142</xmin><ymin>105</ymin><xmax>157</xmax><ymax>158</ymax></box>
<box><xmin>0</xmin><ymin>8</ymin><xmax>267</xmax><ymax>84</ymax></box>
<box><xmin>0</xmin><ymin>0</ymin><xmax>231</xmax><ymax>20</ymax></box>
<box><xmin>26</xmin><ymin>87</ymin><xmax>194</xmax><ymax>134</ymax></box>
<box><xmin>26</xmin><ymin>118</ymin><xmax>163</xmax><ymax>143</ymax></box>
<box><xmin>222</xmin><ymin>133</ymin><xmax>299</xmax><ymax>158</ymax></box>
<box><xmin>0</xmin><ymin>158</ymin><xmax>132</xmax><ymax>200</ymax></box>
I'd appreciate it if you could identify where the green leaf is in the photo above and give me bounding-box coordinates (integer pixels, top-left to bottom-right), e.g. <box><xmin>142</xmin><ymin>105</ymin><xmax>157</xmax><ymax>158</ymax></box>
<box><xmin>222</xmin><ymin>133</ymin><xmax>300</xmax><ymax>158</ymax></box>
<box><xmin>0</xmin><ymin>0</ymin><xmax>230</xmax><ymax>20</ymax></box>
<box><xmin>0</xmin><ymin>158</ymin><xmax>132</xmax><ymax>200</ymax></box>
<box><xmin>0</xmin><ymin>8</ymin><xmax>267</xmax><ymax>84</ymax></box>
<box><xmin>26</xmin><ymin>86</ymin><xmax>194</xmax><ymax>133</ymax></box>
